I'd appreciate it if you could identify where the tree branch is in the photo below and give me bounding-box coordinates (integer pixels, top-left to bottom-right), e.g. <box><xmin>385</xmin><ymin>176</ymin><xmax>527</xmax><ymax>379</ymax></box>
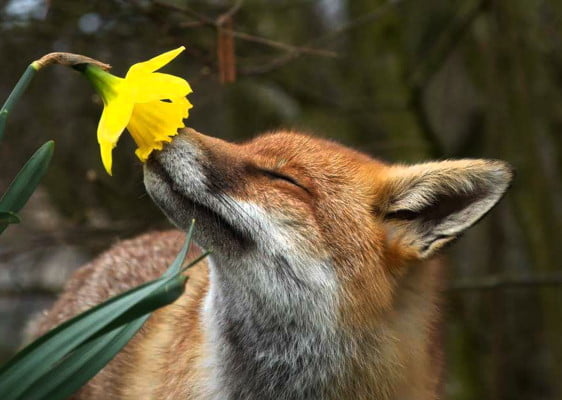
<box><xmin>410</xmin><ymin>0</ymin><xmax>488</xmax><ymax>90</ymax></box>
<box><xmin>407</xmin><ymin>0</ymin><xmax>488</xmax><ymax>158</ymax></box>
<box><xmin>152</xmin><ymin>0</ymin><xmax>337</xmax><ymax>59</ymax></box>
<box><xmin>447</xmin><ymin>273</ymin><xmax>562</xmax><ymax>291</ymax></box>
<box><xmin>241</xmin><ymin>0</ymin><xmax>404</xmax><ymax>75</ymax></box>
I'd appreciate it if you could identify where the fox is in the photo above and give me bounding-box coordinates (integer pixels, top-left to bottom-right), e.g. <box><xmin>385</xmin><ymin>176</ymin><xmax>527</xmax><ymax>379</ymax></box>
<box><xmin>29</xmin><ymin>127</ymin><xmax>513</xmax><ymax>400</ymax></box>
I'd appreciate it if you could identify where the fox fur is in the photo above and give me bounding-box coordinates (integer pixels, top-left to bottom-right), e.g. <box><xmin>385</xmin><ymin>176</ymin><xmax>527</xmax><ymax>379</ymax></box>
<box><xmin>30</xmin><ymin>129</ymin><xmax>513</xmax><ymax>400</ymax></box>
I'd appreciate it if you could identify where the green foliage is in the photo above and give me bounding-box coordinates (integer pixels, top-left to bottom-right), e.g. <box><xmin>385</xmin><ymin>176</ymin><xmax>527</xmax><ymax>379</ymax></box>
<box><xmin>0</xmin><ymin>141</ymin><xmax>54</xmax><ymax>233</ymax></box>
<box><xmin>0</xmin><ymin>211</ymin><xmax>20</xmax><ymax>225</ymax></box>
<box><xmin>0</xmin><ymin>221</ymin><xmax>208</xmax><ymax>400</ymax></box>
<box><xmin>0</xmin><ymin>109</ymin><xmax>7</xmax><ymax>143</ymax></box>
<box><xmin>0</xmin><ymin>63</ymin><xmax>52</xmax><ymax>234</ymax></box>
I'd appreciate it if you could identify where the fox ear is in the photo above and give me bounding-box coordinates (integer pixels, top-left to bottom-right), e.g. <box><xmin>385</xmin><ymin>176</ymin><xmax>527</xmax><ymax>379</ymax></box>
<box><xmin>381</xmin><ymin>159</ymin><xmax>513</xmax><ymax>259</ymax></box>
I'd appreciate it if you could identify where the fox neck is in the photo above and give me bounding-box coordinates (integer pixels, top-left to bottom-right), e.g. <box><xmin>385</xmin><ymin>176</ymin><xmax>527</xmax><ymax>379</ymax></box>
<box><xmin>199</xmin><ymin>252</ymin><xmax>440</xmax><ymax>400</ymax></box>
<box><xmin>201</xmin><ymin>251</ymin><xmax>345</xmax><ymax>400</ymax></box>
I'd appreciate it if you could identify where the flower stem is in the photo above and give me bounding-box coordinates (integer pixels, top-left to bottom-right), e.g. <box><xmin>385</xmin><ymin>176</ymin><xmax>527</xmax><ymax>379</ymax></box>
<box><xmin>0</xmin><ymin>53</ymin><xmax>110</xmax><ymax>144</ymax></box>
<box><xmin>0</xmin><ymin>63</ymin><xmax>39</xmax><ymax>144</ymax></box>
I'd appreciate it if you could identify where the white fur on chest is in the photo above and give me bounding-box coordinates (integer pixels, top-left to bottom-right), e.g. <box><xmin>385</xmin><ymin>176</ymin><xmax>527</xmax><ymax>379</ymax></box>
<box><xmin>199</xmin><ymin>250</ymin><xmax>343</xmax><ymax>400</ymax></box>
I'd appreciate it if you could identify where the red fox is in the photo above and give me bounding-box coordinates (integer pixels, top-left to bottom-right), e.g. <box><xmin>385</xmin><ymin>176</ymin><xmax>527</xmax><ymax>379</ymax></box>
<box><xmin>31</xmin><ymin>128</ymin><xmax>513</xmax><ymax>400</ymax></box>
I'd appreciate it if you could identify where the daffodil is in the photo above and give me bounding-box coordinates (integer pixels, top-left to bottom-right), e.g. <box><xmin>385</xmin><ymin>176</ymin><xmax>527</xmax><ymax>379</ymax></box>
<box><xmin>79</xmin><ymin>46</ymin><xmax>192</xmax><ymax>175</ymax></box>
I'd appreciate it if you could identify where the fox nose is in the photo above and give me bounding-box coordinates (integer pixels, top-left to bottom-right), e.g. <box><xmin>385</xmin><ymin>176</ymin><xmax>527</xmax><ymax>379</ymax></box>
<box><xmin>149</xmin><ymin>132</ymin><xmax>183</xmax><ymax>160</ymax></box>
<box><xmin>146</xmin><ymin>130</ymin><xmax>193</xmax><ymax>167</ymax></box>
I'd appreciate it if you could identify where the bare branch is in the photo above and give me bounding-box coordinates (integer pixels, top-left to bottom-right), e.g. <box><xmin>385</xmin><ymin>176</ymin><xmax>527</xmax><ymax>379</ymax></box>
<box><xmin>228</xmin><ymin>30</ymin><xmax>337</xmax><ymax>58</ymax></box>
<box><xmin>216</xmin><ymin>0</ymin><xmax>244</xmax><ymax>25</ymax></box>
<box><xmin>152</xmin><ymin>0</ymin><xmax>337</xmax><ymax>61</ymax></box>
<box><xmin>410</xmin><ymin>0</ymin><xmax>488</xmax><ymax>89</ymax></box>
<box><xmin>217</xmin><ymin>16</ymin><xmax>237</xmax><ymax>83</ymax></box>
<box><xmin>447</xmin><ymin>273</ymin><xmax>562</xmax><ymax>291</ymax></box>
<box><xmin>241</xmin><ymin>0</ymin><xmax>404</xmax><ymax>75</ymax></box>
<box><xmin>406</xmin><ymin>0</ymin><xmax>488</xmax><ymax>158</ymax></box>
<box><xmin>3</xmin><ymin>270</ymin><xmax>562</xmax><ymax>296</ymax></box>
<box><xmin>312</xmin><ymin>0</ymin><xmax>405</xmax><ymax>45</ymax></box>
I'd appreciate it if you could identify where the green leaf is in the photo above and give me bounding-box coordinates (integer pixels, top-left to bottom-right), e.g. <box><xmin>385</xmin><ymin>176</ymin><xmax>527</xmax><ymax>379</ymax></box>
<box><xmin>163</xmin><ymin>219</ymin><xmax>195</xmax><ymax>278</ymax></box>
<box><xmin>0</xmin><ymin>141</ymin><xmax>54</xmax><ymax>212</ymax></box>
<box><xmin>21</xmin><ymin>316</ymin><xmax>148</xmax><ymax>400</ymax></box>
<box><xmin>0</xmin><ymin>211</ymin><xmax>20</xmax><ymax>225</ymax></box>
<box><xmin>0</xmin><ymin>109</ymin><xmax>7</xmax><ymax>143</ymax></box>
<box><xmin>0</xmin><ymin>274</ymin><xmax>188</xmax><ymax>399</ymax></box>
<box><xmin>19</xmin><ymin>274</ymin><xmax>187</xmax><ymax>400</ymax></box>
<box><xmin>0</xmin><ymin>141</ymin><xmax>54</xmax><ymax>234</ymax></box>
<box><xmin>0</xmin><ymin>224</ymin><xmax>197</xmax><ymax>400</ymax></box>
<box><xmin>182</xmin><ymin>249</ymin><xmax>212</xmax><ymax>273</ymax></box>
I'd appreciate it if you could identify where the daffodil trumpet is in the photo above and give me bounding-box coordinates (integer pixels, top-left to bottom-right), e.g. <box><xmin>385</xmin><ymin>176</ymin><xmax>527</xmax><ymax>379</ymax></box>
<box><xmin>76</xmin><ymin>46</ymin><xmax>193</xmax><ymax>175</ymax></box>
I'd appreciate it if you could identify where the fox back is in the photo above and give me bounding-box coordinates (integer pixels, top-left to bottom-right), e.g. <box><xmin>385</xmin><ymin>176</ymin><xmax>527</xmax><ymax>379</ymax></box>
<box><xmin>31</xmin><ymin>129</ymin><xmax>513</xmax><ymax>400</ymax></box>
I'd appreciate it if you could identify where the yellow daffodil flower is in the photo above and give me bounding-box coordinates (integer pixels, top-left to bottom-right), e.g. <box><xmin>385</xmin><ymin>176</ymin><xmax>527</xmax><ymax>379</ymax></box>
<box><xmin>79</xmin><ymin>46</ymin><xmax>192</xmax><ymax>175</ymax></box>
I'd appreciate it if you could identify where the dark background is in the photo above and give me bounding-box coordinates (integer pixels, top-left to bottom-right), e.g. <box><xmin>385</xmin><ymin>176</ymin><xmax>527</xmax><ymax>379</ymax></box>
<box><xmin>1</xmin><ymin>1</ymin><xmax>561</xmax><ymax>399</ymax></box>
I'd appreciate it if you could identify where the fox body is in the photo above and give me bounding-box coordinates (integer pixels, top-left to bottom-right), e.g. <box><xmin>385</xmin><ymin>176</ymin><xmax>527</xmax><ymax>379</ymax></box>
<box><xmin>32</xmin><ymin>129</ymin><xmax>513</xmax><ymax>400</ymax></box>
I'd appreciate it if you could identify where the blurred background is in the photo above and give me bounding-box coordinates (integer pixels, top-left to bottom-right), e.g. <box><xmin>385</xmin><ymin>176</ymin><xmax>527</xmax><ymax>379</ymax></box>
<box><xmin>0</xmin><ymin>0</ymin><xmax>561</xmax><ymax>398</ymax></box>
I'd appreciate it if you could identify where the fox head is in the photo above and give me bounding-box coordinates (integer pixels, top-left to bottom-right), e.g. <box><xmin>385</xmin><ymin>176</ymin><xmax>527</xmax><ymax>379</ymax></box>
<box><xmin>145</xmin><ymin>128</ymin><xmax>512</xmax><ymax>265</ymax></box>
<box><xmin>145</xmin><ymin>126</ymin><xmax>512</xmax><ymax>321</ymax></box>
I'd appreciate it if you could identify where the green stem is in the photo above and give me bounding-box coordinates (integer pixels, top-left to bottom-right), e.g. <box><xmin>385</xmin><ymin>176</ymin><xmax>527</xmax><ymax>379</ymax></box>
<box><xmin>0</xmin><ymin>63</ymin><xmax>40</xmax><ymax>144</ymax></box>
<box><xmin>78</xmin><ymin>64</ymin><xmax>121</xmax><ymax>104</ymax></box>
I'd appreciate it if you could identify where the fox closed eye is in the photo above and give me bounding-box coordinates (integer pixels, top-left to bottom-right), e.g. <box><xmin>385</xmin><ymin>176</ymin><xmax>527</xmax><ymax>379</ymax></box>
<box><xmin>259</xmin><ymin>168</ymin><xmax>310</xmax><ymax>193</ymax></box>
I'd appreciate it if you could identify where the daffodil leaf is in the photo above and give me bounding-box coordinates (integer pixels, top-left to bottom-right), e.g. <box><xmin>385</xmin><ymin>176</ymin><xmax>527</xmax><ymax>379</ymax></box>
<box><xmin>0</xmin><ymin>224</ymin><xmax>197</xmax><ymax>400</ymax></box>
<box><xmin>0</xmin><ymin>273</ymin><xmax>189</xmax><ymax>400</ymax></box>
<box><xmin>18</xmin><ymin>316</ymin><xmax>148</xmax><ymax>400</ymax></box>
<box><xmin>18</xmin><ymin>274</ymin><xmax>187</xmax><ymax>400</ymax></box>
<box><xmin>162</xmin><ymin>219</ymin><xmax>195</xmax><ymax>278</ymax></box>
<box><xmin>0</xmin><ymin>211</ymin><xmax>20</xmax><ymax>225</ymax></box>
<box><xmin>0</xmin><ymin>141</ymin><xmax>54</xmax><ymax>234</ymax></box>
<box><xmin>0</xmin><ymin>109</ymin><xmax>7</xmax><ymax>143</ymax></box>
<box><xmin>182</xmin><ymin>250</ymin><xmax>211</xmax><ymax>273</ymax></box>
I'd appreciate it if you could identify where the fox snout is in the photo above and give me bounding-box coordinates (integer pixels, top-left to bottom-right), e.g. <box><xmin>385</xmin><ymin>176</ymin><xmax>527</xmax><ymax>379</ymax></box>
<box><xmin>144</xmin><ymin>129</ymin><xmax>252</xmax><ymax>252</ymax></box>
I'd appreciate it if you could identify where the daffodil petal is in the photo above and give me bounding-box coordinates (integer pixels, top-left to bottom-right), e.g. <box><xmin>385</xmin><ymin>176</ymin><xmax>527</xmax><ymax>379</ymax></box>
<box><xmin>127</xmin><ymin>96</ymin><xmax>192</xmax><ymax>162</ymax></box>
<box><xmin>134</xmin><ymin>136</ymin><xmax>173</xmax><ymax>162</ymax></box>
<box><xmin>126</xmin><ymin>46</ymin><xmax>186</xmax><ymax>77</ymax></box>
<box><xmin>129</xmin><ymin>73</ymin><xmax>192</xmax><ymax>103</ymax></box>
<box><xmin>97</xmin><ymin>95</ymin><xmax>134</xmax><ymax>174</ymax></box>
<box><xmin>81</xmin><ymin>47</ymin><xmax>193</xmax><ymax>174</ymax></box>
